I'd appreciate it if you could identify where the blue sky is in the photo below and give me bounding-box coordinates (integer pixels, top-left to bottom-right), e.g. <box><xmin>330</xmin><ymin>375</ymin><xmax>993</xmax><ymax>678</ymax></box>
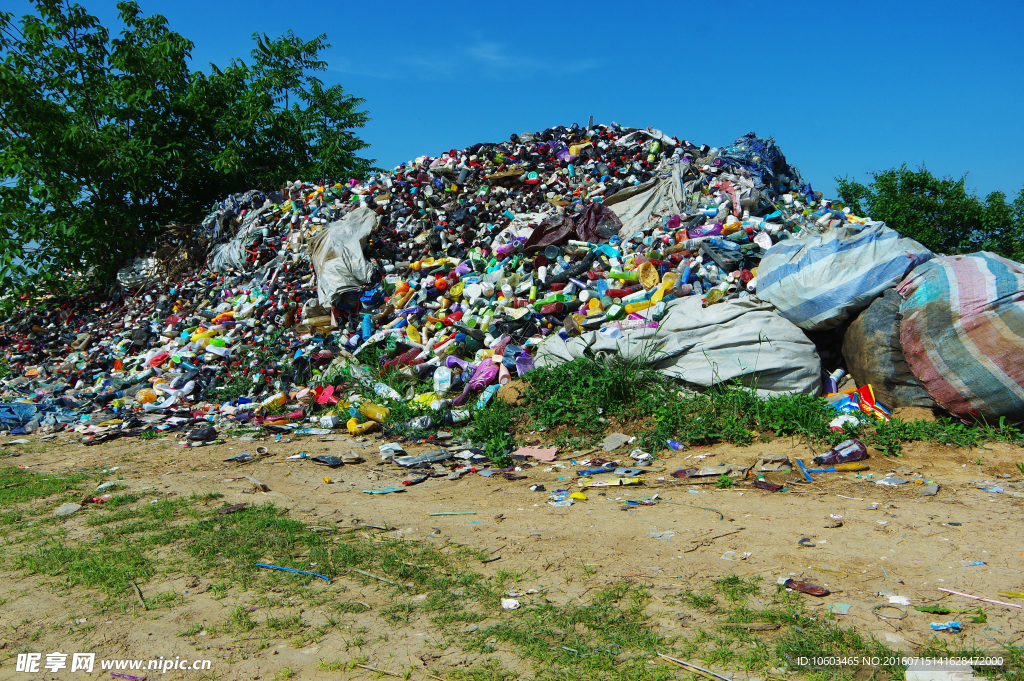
<box><xmin>9</xmin><ymin>0</ymin><xmax>1024</xmax><ymax>198</ymax></box>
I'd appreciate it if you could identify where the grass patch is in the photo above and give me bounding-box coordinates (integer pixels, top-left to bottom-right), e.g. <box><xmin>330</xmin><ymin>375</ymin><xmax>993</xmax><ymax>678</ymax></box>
<box><xmin>510</xmin><ymin>356</ymin><xmax>1024</xmax><ymax>457</ymax></box>
<box><xmin>0</xmin><ymin>466</ymin><xmax>89</xmax><ymax>505</ymax></box>
<box><xmin>521</xmin><ymin>354</ymin><xmax>667</xmax><ymax>434</ymax></box>
<box><xmin>8</xmin><ymin>493</ymin><xmax>494</xmax><ymax>613</ymax></box>
<box><xmin>467</xmin><ymin>399</ymin><xmax>518</xmax><ymax>466</ymax></box>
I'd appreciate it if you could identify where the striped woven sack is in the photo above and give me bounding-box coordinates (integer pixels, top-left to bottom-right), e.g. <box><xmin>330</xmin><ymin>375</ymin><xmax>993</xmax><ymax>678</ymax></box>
<box><xmin>898</xmin><ymin>252</ymin><xmax>1024</xmax><ymax>424</ymax></box>
<box><xmin>756</xmin><ymin>222</ymin><xmax>933</xmax><ymax>331</ymax></box>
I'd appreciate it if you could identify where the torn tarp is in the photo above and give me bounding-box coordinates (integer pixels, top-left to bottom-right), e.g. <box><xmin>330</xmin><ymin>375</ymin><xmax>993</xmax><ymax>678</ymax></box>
<box><xmin>604</xmin><ymin>162</ymin><xmax>685</xmax><ymax>241</ymax></box>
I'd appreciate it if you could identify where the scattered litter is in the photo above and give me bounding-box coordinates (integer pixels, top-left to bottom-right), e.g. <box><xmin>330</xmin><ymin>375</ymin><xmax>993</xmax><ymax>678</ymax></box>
<box><xmin>601</xmin><ymin>433</ymin><xmax>633</xmax><ymax>452</ymax></box>
<box><xmin>513</xmin><ymin>446</ymin><xmax>558</xmax><ymax>462</ymax></box>
<box><xmin>53</xmin><ymin>502</ymin><xmax>81</xmax><ymax>517</ymax></box>
<box><xmin>500</xmin><ymin>598</ymin><xmax>520</xmax><ymax>610</ymax></box>
<box><xmin>758</xmin><ymin>454</ymin><xmax>791</xmax><ymax>472</ymax></box>
<box><xmin>873</xmin><ymin>604</ymin><xmax>908</xmax><ymax>620</ymax></box>
<box><xmin>720</xmin><ymin>551</ymin><xmax>751</xmax><ymax>561</ymax></box>
<box><xmin>255</xmin><ymin>563</ymin><xmax>330</xmax><ymax>583</ymax></box>
<box><xmin>657</xmin><ymin>653</ymin><xmax>732</xmax><ymax>681</ymax></box>
<box><xmin>223</xmin><ymin>453</ymin><xmax>255</xmax><ymax>463</ymax></box>
<box><xmin>780</xmin><ymin>578</ymin><xmax>830</xmax><ymax>597</ymax></box>
<box><xmin>937</xmin><ymin>588</ymin><xmax>1022</xmax><ymax>609</ymax></box>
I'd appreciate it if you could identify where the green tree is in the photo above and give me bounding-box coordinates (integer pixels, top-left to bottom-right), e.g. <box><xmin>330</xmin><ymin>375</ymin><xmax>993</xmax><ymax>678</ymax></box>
<box><xmin>836</xmin><ymin>164</ymin><xmax>1024</xmax><ymax>261</ymax></box>
<box><xmin>0</xmin><ymin>0</ymin><xmax>373</xmax><ymax>299</ymax></box>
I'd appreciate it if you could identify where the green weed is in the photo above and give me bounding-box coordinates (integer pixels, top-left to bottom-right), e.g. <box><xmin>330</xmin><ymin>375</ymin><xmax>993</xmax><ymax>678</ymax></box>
<box><xmin>468</xmin><ymin>399</ymin><xmax>517</xmax><ymax>466</ymax></box>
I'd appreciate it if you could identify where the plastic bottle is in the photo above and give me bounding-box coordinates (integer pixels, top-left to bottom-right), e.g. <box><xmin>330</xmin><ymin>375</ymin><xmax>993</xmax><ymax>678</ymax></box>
<box><xmin>401</xmin><ymin>415</ymin><xmax>434</xmax><ymax>431</ymax></box>
<box><xmin>433</xmin><ymin>366</ymin><xmax>452</xmax><ymax>393</ymax></box>
<box><xmin>359</xmin><ymin>403</ymin><xmax>390</xmax><ymax>422</ymax></box>
<box><xmin>823</xmin><ymin>368</ymin><xmax>845</xmax><ymax>394</ymax></box>
<box><xmin>812</xmin><ymin>439</ymin><xmax>868</xmax><ymax>466</ymax></box>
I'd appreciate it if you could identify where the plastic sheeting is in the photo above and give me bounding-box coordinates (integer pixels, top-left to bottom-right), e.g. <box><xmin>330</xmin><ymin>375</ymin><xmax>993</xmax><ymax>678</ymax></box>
<box><xmin>523</xmin><ymin>203</ymin><xmax>619</xmax><ymax>251</ymax></box>
<box><xmin>308</xmin><ymin>207</ymin><xmax>378</xmax><ymax>309</ymax></box>
<box><xmin>842</xmin><ymin>289</ymin><xmax>937</xmax><ymax>409</ymax></box>
<box><xmin>604</xmin><ymin>162</ymin><xmax>685</xmax><ymax>242</ymax></box>
<box><xmin>898</xmin><ymin>252</ymin><xmax>1024</xmax><ymax>424</ymax></box>
<box><xmin>535</xmin><ymin>296</ymin><xmax>821</xmax><ymax>395</ymax></box>
<box><xmin>209</xmin><ymin>221</ymin><xmax>263</xmax><ymax>272</ymax></box>
<box><xmin>756</xmin><ymin>221</ymin><xmax>932</xmax><ymax>332</ymax></box>
<box><xmin>116</xmin><ymin>257</ymin><xmax>161</xmax><ymax>289</ymax></box>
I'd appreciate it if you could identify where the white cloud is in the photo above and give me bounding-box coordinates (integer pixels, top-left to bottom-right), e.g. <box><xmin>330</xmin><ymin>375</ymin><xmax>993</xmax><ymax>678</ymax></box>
<box><xmin>327</xmin><ymin>37</ymin><xmax>596</xmax><ymax>82</ymax></box>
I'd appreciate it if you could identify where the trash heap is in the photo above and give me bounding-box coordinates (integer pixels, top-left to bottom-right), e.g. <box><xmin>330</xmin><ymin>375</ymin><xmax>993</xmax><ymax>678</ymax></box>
<box><xmin>2</xmin><ymin>121</ymin><xmax>1023</xmax><ymax>445</ymax></box>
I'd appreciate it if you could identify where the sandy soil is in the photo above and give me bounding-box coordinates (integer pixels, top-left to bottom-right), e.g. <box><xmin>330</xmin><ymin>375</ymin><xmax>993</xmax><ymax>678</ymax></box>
<box><xmin>1</xmin><ymin>430</ymin><xmax>1022</xmax><ymax>680</ymax></box>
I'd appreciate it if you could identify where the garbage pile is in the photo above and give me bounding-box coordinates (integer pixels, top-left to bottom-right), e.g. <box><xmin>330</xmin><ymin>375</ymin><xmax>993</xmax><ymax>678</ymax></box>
<box><xmin>1</xmin><ymin>121</ymin><xmax>1023</xmax><ymax>446</ymax></box>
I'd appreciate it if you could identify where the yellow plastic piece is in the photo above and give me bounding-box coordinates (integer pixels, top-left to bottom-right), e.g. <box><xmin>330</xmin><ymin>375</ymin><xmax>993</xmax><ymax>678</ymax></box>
<box><xmin>637</xmin><ymin>261</ymin><xmax>660</xmax><ymax>289</ymax></box>
<box><xmin>624</xmin><ymin>299</ymin><xmax>653</xmax><ymax>314</ymax></box>
<box><xmin>347</xmin><ymin>417</ymin><xmax>378</xmax><ymax>435</ymax></box>
<box><xmin>650</xmin><ymin>283</ymin><xmax>668</xmax><ymax>304</ymax></box>
<box><xmin>568</xmin><ymin>492</ymin><xmax>588</xmax><ymax>500</ymax></box>
<box><xmin>406</xmin><ymin>323</ymin><xmax>421</xmax><ymax>344</ymax></box>
<box><xmin>704</xmin><ymin>289</ymin><xmax>724</xmax><ymax>306</ymax></box>
<box><xmin>410</xmin><ymin>392</ymin><xmax>438</xmax><ymax>407</ymax></box>
<box><xmin>395</xmin><ymin>289</ymin><xmax>415</xmax><ymax>308</ymax></box>
<box><xmin>260</xmin><ymin>392</ymin><xmax>287</xmax><ymax>411</ymax></box>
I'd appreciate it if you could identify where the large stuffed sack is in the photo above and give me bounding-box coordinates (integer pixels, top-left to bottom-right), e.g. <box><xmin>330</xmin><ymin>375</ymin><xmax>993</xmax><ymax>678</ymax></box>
<box><xmin>536</xmin><ymin>296</ymin><xmax>821</xmax><ymax>395</ymax></box>
<box><xmin>842</xmin><ymin>289</ymin><xmax>938</xmax><ymax>409</ymax></box>
<box><xmin>756</xmin><ymin>222</ymin><xmax>932</xmax><ymax>331</ymax></box>
<box><xmin>308</xmin><ymin>207</ymin><xmax>377</xmax><ymax>309</ymax></box>
<box><xmin>898</xmin><ymin>252</ymin><xmax>1024</xmax><ymax>424</ymax></box>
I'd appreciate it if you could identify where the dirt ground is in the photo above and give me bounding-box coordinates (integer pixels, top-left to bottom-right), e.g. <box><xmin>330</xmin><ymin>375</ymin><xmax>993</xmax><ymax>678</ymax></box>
<box><xmin>2</xmin><ymin>428</ymin><xmax>1023</xmax><ymax>680</ymax></box>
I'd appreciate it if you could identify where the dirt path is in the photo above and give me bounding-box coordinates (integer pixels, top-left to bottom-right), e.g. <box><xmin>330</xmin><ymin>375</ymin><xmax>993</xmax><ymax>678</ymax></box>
<box><xmin>2</xmin><ymin>432</ymin><xmax>1022</xmax><ymax>680</ymax></box>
